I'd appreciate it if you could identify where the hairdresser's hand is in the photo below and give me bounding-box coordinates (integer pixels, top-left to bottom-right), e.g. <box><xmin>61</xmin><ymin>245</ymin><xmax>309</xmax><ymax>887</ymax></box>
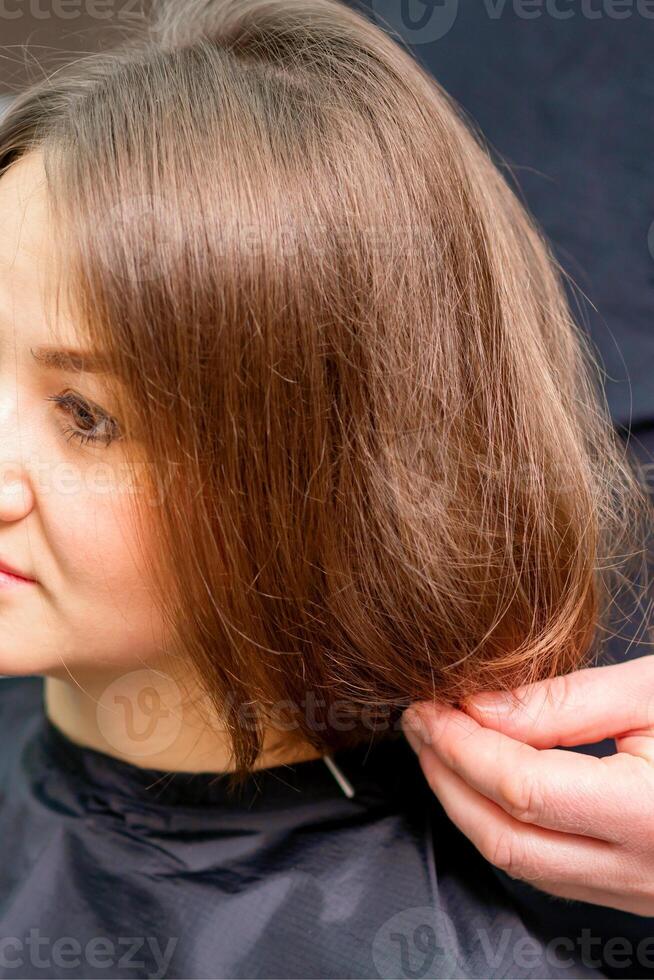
<box><xmin>401</xmin><ymin>655</ymin><xmax>654</xmax><ymax>916</ymax></box>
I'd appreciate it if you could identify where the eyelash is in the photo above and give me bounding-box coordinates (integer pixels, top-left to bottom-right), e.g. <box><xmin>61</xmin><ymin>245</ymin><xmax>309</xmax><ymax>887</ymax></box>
<box><xmin>46</xmin><ymin>390</ymin><xmax>122</xmax><ymax>448</ymax></box>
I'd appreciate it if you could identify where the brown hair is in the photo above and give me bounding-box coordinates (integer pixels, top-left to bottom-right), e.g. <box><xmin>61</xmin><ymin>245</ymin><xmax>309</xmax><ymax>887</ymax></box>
<box><xmin>0</xmin><ymin>0</ymin><xmax>649</xmax><ymax>785</ymax></box>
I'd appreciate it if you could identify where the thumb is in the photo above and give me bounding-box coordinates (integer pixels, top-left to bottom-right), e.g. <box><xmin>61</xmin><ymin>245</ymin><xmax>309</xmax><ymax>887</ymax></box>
<box><xmin>459</xmin><ymin>655</ymin><xmax>654</xmax><ymax>749</ymax></box>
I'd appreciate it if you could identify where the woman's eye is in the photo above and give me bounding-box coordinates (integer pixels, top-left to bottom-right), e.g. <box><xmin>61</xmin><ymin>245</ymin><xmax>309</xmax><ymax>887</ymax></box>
<box><xmin>46</xmin><ymin>390</ymin><xmax>122</xmax><ymax>448</ymax></box>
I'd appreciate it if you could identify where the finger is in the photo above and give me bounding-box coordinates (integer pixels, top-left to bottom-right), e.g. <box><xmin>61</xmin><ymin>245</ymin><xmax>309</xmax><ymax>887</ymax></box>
<box><xmin>403</xmin><ymin>704</ymin><xmax>653</xmax><ymax>842</ymax></box>
<box><xmin>415</xmin><ymin>740</ymin><xmax>625</xmax><ymax>895</ymax></box>
<box><xmin>614</xmin><ymin>730</ymin><xmax>654</xmax><ymax>766</ymax></box>
<box><xmin>459</xmin><ymin>656</ymin><xmax>654</xmax><ymax>748</ymax></box>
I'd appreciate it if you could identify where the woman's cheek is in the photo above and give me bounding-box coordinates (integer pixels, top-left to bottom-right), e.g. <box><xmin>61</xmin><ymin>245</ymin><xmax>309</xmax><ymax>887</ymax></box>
<box><xmin>42</xmin><ymin>479</ymin><xmax>165</xmax><ymax>659</ymax></box>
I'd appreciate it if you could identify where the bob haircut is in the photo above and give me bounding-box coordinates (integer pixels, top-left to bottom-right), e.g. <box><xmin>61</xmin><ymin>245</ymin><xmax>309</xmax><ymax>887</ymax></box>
<box><xmin>0</xmin><ymin>0</ymin><xmax>648</xmax><ymax>785</ymax></box>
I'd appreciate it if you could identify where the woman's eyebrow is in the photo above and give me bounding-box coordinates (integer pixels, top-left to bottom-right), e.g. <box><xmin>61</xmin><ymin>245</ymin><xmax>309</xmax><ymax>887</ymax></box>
<box><xmin>29</xmin><ymin>345</ymin><xmax>114</xmax><ymax>374</ymax></box>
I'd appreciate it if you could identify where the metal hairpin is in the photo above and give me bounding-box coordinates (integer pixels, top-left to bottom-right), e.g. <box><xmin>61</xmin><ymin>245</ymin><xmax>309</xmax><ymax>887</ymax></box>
<box><xmin>322</xmin><ymin>753</ymin><xmax>355</xmax><ymax>798</ymax></box>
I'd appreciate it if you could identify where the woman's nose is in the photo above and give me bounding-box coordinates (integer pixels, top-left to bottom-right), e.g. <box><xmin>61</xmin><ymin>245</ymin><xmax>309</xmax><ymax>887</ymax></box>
<box><xmin>0</xmin><ymin>461</ymin><xmax>35</xmax><ymax>522</ymax></box>
<box><xmin>0</xmin><ymin>398</ymin><xmax>37</xmax><ymax>522</ymax></box>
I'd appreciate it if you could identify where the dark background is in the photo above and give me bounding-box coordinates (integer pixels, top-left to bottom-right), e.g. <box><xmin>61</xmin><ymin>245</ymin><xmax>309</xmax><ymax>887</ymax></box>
<box><xmin>0</xmin><ymin>1</ymin><xmax>138</xmax><ymax>90</ymax></box>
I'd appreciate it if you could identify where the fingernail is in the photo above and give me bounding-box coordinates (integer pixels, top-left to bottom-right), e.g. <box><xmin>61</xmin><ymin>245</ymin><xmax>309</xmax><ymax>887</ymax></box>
<box><xmin>402</xmin><ymin>708</ymin><xmax>428</xmax><ymax>753</ymax></box>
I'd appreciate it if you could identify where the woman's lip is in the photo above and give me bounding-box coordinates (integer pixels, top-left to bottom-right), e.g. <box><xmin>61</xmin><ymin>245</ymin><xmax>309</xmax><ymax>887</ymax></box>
<box><xmin>0</xmin><ymin>569</ymin><xmax>36</xmax><ymax>588</ymax></box>
<box><xmin>0</xmin><ymin>556</ymin><xmax>36</xmax><ymax>581</ymax></box>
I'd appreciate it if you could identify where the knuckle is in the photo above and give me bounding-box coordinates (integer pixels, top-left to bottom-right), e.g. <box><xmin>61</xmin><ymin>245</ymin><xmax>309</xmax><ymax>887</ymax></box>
<box><xmin>497</xmin><ymin>766</ymin><xmax>544</xmax><ymax>825</ymax></box>
<box><xmin>485</xmin><ymin>826</ymin><xmax>525</xmax><ymax>877</ymax></box>
<box><xmin>544</xmin><ymin>671</ymin><xmax>574</xmax><ymax>712</ymax></box>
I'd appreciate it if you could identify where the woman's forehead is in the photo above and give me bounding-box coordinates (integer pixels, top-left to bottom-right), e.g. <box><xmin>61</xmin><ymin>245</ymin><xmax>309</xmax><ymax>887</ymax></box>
<box><xmin>0</xmin><ymin>153</ymin><xmax>82</xmax><ymax>355</ymax></box>
<box><xmin>0</xmin><ymin>151</ymin><xmax>49</xmax><ymax>252</ymax></box>
<box><xmin>0</xmin><ymin>152</ymin><xmax>54</xmax><ymax>309</ymax></box>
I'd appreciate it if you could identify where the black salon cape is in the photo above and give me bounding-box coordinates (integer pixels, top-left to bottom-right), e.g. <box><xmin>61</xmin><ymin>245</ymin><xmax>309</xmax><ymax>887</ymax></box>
<box><xmin>0</xmin><ymin>677</ymin><xmax>652</xmax><ymax>980</ymax></box>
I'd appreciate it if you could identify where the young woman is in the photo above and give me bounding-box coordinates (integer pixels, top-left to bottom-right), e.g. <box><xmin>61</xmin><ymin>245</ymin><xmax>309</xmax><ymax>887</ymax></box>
<box><xmin>0</xmin><ymin>0</ymin><xmax>647</xmax><ymax>977</ymax></box>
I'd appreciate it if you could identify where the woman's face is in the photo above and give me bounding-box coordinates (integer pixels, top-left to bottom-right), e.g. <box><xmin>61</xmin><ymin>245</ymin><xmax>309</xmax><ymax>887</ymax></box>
<box><xmin>0</xmin><ymin>151</ymin><xmax>169</xmax><ymax>678</ymax></box>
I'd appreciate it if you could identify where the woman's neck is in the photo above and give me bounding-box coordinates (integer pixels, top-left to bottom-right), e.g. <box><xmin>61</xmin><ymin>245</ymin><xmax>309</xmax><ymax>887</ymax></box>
<box><xmin>44</xmin><ymin>668</ymin><xmax>323</xmax><ymax>773</ymax></box>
